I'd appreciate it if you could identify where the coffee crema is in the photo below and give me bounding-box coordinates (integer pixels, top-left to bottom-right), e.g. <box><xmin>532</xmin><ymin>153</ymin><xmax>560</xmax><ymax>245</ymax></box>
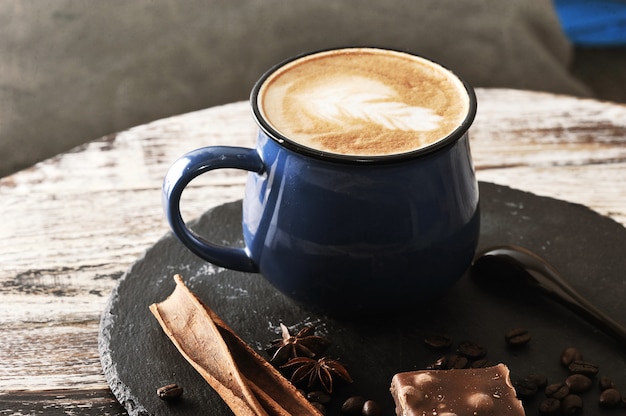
<box><xmin>257</xmin><ymin>48</ymin><xmax>470</xmax><ymax>157</ymax></box>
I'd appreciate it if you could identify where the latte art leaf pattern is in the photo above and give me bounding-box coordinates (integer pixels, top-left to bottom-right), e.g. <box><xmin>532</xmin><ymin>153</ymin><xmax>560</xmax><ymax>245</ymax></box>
<box><xmin>301</xmin><ymin>79</ymin><xmax>443</xmax><ymax>133</ymax></box>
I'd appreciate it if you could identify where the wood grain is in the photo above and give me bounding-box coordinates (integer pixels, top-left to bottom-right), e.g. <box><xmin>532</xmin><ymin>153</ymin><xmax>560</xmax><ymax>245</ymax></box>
<box><xmin>1</xmin><ymin>89</ymin><xmax>625</xmax><ymax>414</ymax></box>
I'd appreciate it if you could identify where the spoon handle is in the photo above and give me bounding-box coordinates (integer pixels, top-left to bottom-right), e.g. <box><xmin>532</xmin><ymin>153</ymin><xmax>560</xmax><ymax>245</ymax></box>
<box><xmin>540</xmin><ymin>271</ymin><xmax>626</xmax><ymax>347</ymax></box>
<box><xmin>493</xmin><ymin>245</ymin><xmax>626</xmax><ymax>347</ymax></box>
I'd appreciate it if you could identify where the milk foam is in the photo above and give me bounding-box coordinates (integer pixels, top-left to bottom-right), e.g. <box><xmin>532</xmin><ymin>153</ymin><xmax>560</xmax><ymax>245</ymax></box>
<box><xmin>258</xmin><ymin>48</ymin><xmax>469</xmax><ymax>156</ymax></box>
<box><xmin>299</xmin><ymin>76</ymin><xmax>443</xmax><ymax>132</ymax></box>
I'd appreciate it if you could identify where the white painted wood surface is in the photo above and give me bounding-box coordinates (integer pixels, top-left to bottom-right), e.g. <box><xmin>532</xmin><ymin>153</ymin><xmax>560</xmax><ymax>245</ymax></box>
<box><xmin>1</xmin><ymin>88</ymin><xmax>626</xmax><ymax>414</ymax></box>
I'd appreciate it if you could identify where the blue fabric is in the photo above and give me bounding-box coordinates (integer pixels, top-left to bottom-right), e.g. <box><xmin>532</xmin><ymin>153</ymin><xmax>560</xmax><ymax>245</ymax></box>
<box><xmin>554</xmin><ymin>0</ymin><xmax>626</xmax><ymax>46</ymax></box>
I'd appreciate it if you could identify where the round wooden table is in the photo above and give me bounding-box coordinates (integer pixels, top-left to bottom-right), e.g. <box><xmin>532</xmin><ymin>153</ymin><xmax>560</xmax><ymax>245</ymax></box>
<box><xmin>1</xmin><ymin>89</ymin><xmax>626</xmax><ymax>414</ymax></box>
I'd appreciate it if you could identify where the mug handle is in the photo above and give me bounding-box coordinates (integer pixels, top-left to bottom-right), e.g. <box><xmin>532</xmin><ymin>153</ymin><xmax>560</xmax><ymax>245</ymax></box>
<box><xmin>162</xmin><ymin>146</ymin><xmax>264</xmax><ymax>273</ymax></box>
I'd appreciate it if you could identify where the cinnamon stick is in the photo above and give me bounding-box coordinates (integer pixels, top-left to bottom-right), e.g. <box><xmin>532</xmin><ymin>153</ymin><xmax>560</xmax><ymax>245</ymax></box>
<box><xmin>149</xmin><ymin>274</ymin><xmax>322</xmax><ymax>416</ymax></box>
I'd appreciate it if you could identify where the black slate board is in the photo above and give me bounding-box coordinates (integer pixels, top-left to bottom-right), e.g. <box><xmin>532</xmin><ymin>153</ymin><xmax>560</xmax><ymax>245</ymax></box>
<box><xmin>99</xmin><ymin>182</ymin><xmax>626</xmax><ymax>416</ymax></box>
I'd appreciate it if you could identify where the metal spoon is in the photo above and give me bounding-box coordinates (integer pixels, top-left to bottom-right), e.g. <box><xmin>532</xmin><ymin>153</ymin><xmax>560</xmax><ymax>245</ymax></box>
<box><xmin>471</xmin><ymin>244</ymin><xmax>626</xmax><ymax>347</ymax></box>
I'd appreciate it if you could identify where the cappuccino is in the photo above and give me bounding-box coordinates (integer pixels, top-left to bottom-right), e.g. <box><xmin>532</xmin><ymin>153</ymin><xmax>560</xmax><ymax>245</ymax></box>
<box><xmin>257</xmin><ymin>48</ymin><xmax>470</xmax><ymax>157</ymax></box>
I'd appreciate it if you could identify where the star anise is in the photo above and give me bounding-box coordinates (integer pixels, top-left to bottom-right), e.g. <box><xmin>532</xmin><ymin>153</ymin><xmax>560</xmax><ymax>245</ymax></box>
<box><xmin>280</xmin><ymin>356</ymin><xmax>353</xmax><ymax>394</ymax></box>
<box><xmin>266</xmin><ymin>323</ymin><xmax>331</xmax><ymax>365</ymax></box>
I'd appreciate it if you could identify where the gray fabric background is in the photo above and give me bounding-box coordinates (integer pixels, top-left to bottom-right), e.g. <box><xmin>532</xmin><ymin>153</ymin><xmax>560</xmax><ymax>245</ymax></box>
<box><xmin>0</xmin><ymin>0</ymin><xmax>591</xmax><ymax>177</ymax></box>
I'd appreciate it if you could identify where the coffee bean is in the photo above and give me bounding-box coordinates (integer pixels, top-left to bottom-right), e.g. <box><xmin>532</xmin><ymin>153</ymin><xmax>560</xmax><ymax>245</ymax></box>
<box><xmin>525</xmin><ymin>373</ymin><xmax>548</xmax><ymax>390</ymax></box>
<box><xmin>307</xmin><ymin>390</ymin><xmax>331</xmax><ymax>404</ymax></box>
<box><xmin>568</xmin><ymin>360</ymin><xmax>599</xmax><ymax>377</ymax></box>
<box><xmin>424</xmin><ymin>333</ymin><xmax>452</xmax><ymax>350</ymax></box>
<box><xmin>426</xmin><ymin>356</ymin><xmax>447</xmax><ymax>370</ymax></box>
<box><xmin>505</xmin><ymin>328</ymin><xmax>531</xmax><ymax>347</ymax></box>
<box><xmin>341</xmin><ymin>396</ymin><xmax>366</xmax><ymax>415</ymax></box>
<box><xmin>311</xmin><ymin>401</ymin><xmax>327</xmax><ymax>415</ymax></box>
<box><xmin>561</xmin><ymin>394</ymin><xmax>583</xmax><ymax>415</ymax></box>
<box><xmin>538</xmin><ymin>398</ymin><xmax>561</xmax><ymax>416</ymax></box>
<box><xmin>362</xmin><ymin>400</ymin><xmax>382</xmax><ymax>416</ymax></box>
<box><xmin>457</xmin><ymin>341</ymin><xmax>487</xmax><ymax>360</ymax></box>
<box><xmin>565</xmin><ymin>374</ymin><xmax>593</xmax><ymax>394</ymax></box>
<box><xmin>545</xmin><ymin>382</ymin><xmax>570</xmax><ymax>400</ymax></box>
<box><xmin>446</xmin><ymin>354</ymin><xmax>469</xmax><ymax>369</ymax></box>
<box><xmin>560</xmin><ymin>347</ymin><xmax>583</xmax><ymax>367</ymax></box>
<box><xmin>514</xmin><ymin>379</ymin><xmax>538</xmax><ymax>398</ymax></box>
<box><xmin>599</xmin><ymin>388</ymin><xmax>622</xmax><ymax>409</ymax></box>
<box><xmin>515</xmin><ymin>374</ymin><xmax>548</xmax><ymax>398</ymax></box>
<box><xmin>156</xmin><ymin>383</ymin><xmax>183</xmax><ymax>401</ymax></box>
<box><xmin>598</xmin><ymin>376</ymin><xmax>615</xmax><ymax>391</ymax></box>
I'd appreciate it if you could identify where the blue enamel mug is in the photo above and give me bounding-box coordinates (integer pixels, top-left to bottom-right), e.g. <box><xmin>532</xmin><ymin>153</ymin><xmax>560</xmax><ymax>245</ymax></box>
<box><xmin>163</xmin><ymin>48</ymin><xmax>479</xmax><ymax>313</ymax></box>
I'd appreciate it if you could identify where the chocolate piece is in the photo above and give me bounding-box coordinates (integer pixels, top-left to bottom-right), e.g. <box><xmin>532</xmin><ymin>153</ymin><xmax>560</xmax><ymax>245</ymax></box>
<box><xmin>390</xmin><ymin>363</ymin><xmax>525</xmax><ymax>416</ymax></box>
